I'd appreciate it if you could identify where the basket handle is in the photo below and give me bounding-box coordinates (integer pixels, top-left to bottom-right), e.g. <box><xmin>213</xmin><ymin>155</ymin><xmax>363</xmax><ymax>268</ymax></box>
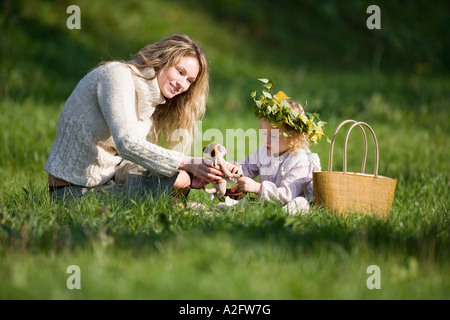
<box><xmin>343</xmin><ymin>121</ymin><xmax>379</xmax><ymax>176</ymax></box>
<box><xmin>328</xmin><ymin>120</ymin><xmax>368</xmax><ymax>173</ymax></box>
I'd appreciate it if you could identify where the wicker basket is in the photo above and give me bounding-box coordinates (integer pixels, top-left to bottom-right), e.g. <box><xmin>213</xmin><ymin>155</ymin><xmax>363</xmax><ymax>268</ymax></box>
<box><xmin>313</xmin><ymin>120</ymin><xmax>397</xmax><ymax>217</ymax></box>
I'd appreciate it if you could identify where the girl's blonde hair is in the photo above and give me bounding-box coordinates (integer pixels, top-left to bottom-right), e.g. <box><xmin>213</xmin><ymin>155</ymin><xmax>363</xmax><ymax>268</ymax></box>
<box><xmin>127</xmin><ymin>33</ymin><xmax>209</xmax><ymax>154</ymax></box>
<box><xmin>280</xmin><ymin>100</ymin><xmax>310</xmax><ymax>154</ymax></box>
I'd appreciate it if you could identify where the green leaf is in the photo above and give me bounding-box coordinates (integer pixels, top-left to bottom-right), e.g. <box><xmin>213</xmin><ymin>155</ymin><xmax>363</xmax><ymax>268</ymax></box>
<box><xmin>263</xmin><ymin>82</ymin><xmax>273</xmax><ymax>89</ymax></box>
<box><xmin>300</xmin><ymin>114</ymin><xmax>308</xmax><ymax>124</ymax></box>
<box><xmin>258</xmin><ymin>78</ymin><xmax>274</xmax><ymax>89</ymax></box>
<box><xmin>276</xmin><ymin>111</ymin><xmax>283</xmax><ymax>121</ymax></box>
<box><xmin>278</xmin><ymin>99</ymin><xmax>289</xmax><ymax>109</ymax></box>
<box><xmin>262</xmin><ymin>91</ymin><xmax>272</xmax><ymax>99</ymax></box>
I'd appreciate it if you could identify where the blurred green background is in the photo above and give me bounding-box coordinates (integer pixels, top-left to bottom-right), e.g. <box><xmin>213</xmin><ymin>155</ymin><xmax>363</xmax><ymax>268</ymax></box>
<box><xmin>0</xmin><ymin>0</ymin><xmax>449</xmax><ymax>300</ymax></box>
<box><xmin>2</xmin><ymin>0</ymin><xmax>448</xmax><ymax>161</ymax></box>
<box><xmin>2</xmin><ymin>0</ymin><xmax>448</xmax><ymax>101</ymax></box>
<box><xmin>1</xmin><ymin>0</ymin><xmax>449</xmax><ymax>180</ymax></box>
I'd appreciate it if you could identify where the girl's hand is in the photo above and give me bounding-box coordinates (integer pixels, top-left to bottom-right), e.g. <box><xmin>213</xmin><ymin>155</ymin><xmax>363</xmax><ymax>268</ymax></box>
<box><xmin>237</xmin><ymin>176</ymin><xmax>261</xmax><ymax>194</ymax></box>
<box><xmin>227</xmin><ymin>162</ymin><xmax>242</xmax><ymax>176</ymax></box>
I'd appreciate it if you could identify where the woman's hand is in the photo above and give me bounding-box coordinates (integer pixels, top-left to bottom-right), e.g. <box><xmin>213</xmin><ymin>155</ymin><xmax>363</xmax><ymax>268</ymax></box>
<box><xmin>179</xmin><ymin>156</ymin><xmax>224</xmax><ymax>185</ymax></box>
<box><xmin>237</xmin><ymin>176</ymin><xmax>261</xmax><ymax>194</ymax></box>
<box><xmin>190</xmin><ymin>175</ymin><xmax>207</xmax><ymax>189</ymax></box>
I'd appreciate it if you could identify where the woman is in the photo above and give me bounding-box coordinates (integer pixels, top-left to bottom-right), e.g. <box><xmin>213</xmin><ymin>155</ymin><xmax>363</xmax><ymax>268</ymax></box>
<box><xmin>44</xmin><ymin>34</ymin><xmax>222</xmax><ymax>200</ymax></box>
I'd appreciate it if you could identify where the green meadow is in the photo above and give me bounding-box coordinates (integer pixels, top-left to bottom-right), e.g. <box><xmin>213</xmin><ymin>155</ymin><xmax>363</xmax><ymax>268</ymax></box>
<box><xmin>0</xmin><ymin>0</ymin><xmax>448</xmax><ymax>299</ymax></box>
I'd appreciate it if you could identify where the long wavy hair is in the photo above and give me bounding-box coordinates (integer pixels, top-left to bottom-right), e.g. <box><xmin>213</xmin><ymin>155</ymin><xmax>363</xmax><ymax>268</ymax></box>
<box><xmin>127</xmin><ymin>34</ymin><xmax>209</xmax><ymax>154</ymax></box>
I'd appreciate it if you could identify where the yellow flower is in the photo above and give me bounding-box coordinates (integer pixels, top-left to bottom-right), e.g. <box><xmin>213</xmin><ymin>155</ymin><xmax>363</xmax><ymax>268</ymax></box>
<box><xmin>307</xmin><ymin>117</ymin><xmax>315</xmax><ymax>132</ymax></box>
<box><xmin>312</xmin><ymin>134</ymin><xmax>322</xmax><ymax>145</ymax></box>
<box><xmin>273</xmin><ymin>91</ymin><xmax>290</xmax><ymax>103</ymax></box>
<box><xmin>314</xmin><ymin>126</ymin><xmax>324</xmax><ymax>136</ymax></box>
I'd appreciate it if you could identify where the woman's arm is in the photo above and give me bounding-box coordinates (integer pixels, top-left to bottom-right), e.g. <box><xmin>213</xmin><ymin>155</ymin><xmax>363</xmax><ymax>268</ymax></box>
<box><xmin>97</xmin><ymin>63</ymin><xmax>184</xmax><ymax>177</ymax></box>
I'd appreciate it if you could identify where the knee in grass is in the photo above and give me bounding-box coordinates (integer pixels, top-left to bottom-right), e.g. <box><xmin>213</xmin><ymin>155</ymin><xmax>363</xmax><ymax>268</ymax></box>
<box><xmin>173</xmin><ymin>170</ymin><xmax>191</xmax><ymax>198</ymax></box>
<box><xmin>283</xmin><ymin>197</ymin><xmax>310</xmax><ymax>215</ymax></box>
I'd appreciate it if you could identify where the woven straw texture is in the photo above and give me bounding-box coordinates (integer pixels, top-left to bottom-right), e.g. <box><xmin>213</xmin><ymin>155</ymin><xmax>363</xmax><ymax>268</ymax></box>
<box><xmin>313</xmin><ymin>172</ymin><xmax>396</xmax><ymax>217</ymax></box>
<box><xmin>313</xmin><ymin>120</ymin><xmax>397</xmax><ymax>217</ymax></box>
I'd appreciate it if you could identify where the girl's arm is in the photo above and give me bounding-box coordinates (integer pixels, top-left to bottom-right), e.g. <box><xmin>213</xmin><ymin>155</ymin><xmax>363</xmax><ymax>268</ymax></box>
<box><xmin>259</xmin><ymin>154</ymin><xmax>314</xmax><ymax>205</ymax></box>
<box><xmin>236</xmin><ymin>176</ymin><xmax>261</xmax><ymax>194</ymax></box>
<box><xmin>236</xmin><ymin>149</ymin><xmax>261</xmax><ymax>179</ymax></box>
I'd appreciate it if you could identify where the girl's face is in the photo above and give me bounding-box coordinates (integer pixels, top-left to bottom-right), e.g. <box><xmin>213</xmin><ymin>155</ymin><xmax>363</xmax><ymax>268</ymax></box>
<box><xmin>157</xmin><ymin>56</ymin><xmax>200</xmax><ymax>99</ymax></box>
<box><xmin>260</xmin><ymin>119</ymin><xmax>290</xmax><ymax>156</ymax></box>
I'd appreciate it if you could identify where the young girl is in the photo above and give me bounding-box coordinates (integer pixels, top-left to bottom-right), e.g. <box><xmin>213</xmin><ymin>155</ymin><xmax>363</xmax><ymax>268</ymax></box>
<box><xmin>229</xmin><ymin>99</ymin><xmax>322</xmax><ymax>215</ymax></box>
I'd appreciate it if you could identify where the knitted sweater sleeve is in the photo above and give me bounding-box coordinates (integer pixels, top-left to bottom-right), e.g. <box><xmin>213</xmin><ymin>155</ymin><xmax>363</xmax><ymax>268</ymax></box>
<box><xmin>96</xmin><ymin>64</ymin><xmax>183</xmax><ymax>177</ymax></box>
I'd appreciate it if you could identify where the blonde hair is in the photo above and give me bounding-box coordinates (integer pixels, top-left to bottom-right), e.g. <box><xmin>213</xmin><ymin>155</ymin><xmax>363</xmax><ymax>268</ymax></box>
<box><xmin>279</xmin><ymin>100</ymin><xmax>309</xmax><ymax>155</ymax></box>
<box><xmin>127</xmin><ymin>34</ymin><xmax>209</xmax><ymax>154</ymax></box>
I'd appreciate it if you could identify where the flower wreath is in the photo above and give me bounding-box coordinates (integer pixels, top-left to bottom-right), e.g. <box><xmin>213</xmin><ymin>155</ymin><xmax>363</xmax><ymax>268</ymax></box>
<box><xmin>251</xmin><ymin>78</ymin><xmax>329</xmax><ymax>145</ymax></box>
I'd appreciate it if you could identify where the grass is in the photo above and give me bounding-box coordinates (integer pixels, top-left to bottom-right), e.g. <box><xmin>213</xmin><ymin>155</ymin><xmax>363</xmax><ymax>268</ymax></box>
<box><xmin>0</xmin><ymin>95</ymin><xmax>448</xmax><ymax>299</ymax></box>
<box><xmin>0</xmin><ymin>186</ymin><xmax>448</xmax><ymax>299</ymax></box>
<box><xmin>0</xmin><ymin>0</ymin><xmax>449</xmax><ymax>300</ymax></box>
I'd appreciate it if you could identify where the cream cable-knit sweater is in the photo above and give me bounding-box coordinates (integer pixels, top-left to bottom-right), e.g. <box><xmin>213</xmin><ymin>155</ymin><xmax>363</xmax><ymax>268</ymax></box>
<box><xmin>44</xmin><ymin>62</ymin><xmax>184</xmax><ymax>187</ymax></box>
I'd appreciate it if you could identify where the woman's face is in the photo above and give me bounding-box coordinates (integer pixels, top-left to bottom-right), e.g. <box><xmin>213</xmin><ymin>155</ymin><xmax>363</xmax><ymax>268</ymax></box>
<box><xmin>260</xmin><ymin>119</ymin><xmax>290</xmax><ymax>156</ymax></box>
<box><xmin>157</xmin><ymin>56</ymin><xmax>200</xmax><ymax>99</ymax></box>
